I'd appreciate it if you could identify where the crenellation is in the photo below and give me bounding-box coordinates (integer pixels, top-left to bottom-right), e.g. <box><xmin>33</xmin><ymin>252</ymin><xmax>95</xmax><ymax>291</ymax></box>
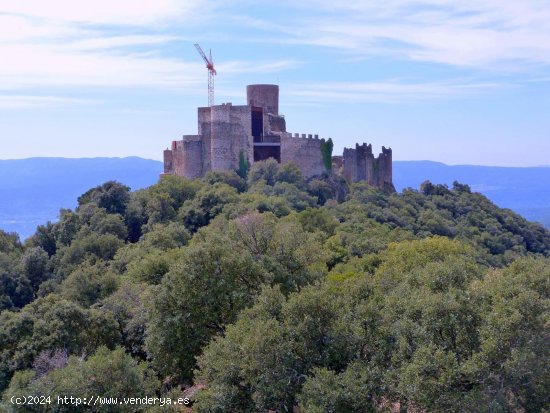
<box><xmin>162</xmin><ymin>84</ymin><xmax>393</xmax><ymax>190</ymax></box>
<box><xmin>343</xmin><ymin>142</ymin><xmax>394</xmax><ymax>191</ymax></box>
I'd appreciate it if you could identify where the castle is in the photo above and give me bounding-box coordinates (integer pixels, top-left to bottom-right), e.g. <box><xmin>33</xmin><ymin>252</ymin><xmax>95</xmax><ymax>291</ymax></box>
<box><xmin>163</xmin><ymin>84</ymin><xmax>393</xmax><ymax>190</ymax></box>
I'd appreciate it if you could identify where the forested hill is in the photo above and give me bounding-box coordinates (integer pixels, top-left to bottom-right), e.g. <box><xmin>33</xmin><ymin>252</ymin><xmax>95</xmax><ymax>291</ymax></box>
<box><xmin>1</xmin><ymin>157</ymin><xmax>549</xmax><ymax>240</ymax></box>
<box><xmin>1</xmin><ymin>161</ymin><xmax>549</xmax><ymax>412</ymax></box>
<box><xmin>394</xmin><ymin>161</ymin><xmax>550</xmax><ymax>227</ymax></box>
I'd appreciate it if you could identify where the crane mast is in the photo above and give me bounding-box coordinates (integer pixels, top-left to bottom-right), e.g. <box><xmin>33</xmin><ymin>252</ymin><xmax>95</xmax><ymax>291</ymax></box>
<box><xmin>194</xmin><ymin>43</ymin><xmax>216</xmax><ymax>107</ymax></box>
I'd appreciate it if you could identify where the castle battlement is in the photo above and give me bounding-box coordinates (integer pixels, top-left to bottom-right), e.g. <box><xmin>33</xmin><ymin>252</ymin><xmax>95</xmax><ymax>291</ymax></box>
<box><xmin>163</xmin><ymin>84</ymin><xmax>393</xmax><ymax>190</ymax></box>
<box><xmin>280</xmin><ymin>132</ymin><xmax>321</xmax><ymax>141</ymax></box>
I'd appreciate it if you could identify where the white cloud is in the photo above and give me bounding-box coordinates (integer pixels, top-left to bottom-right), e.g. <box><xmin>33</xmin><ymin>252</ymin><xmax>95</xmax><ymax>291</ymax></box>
<box><xmin>0</xmin><ymin>2</ymin><xmax>297</xmax><ymax>93</ymax></box>
<box><xmin>64</xmin><ymin>35</ymin><xmax>184</xmax><ymax>51</ymax></box>
<box><xmin>0</xmin><ymin>42</ymin><xmax>205</xmax><ymax>89</ymax></box>
<box><xmin>0</xmin><ymin>15</ymin><xmax>79</xmax><ymax>42</ymax></box>
<box><xmin>218</xmin><ymin>60</ymin><xmax>301</xmax><ymax>74</ymax></box>
<box><xmin>0</xmin><ymin>95</ymin><xmax>97</xmax><ymax>109</ymax></box>
<box><xmin>1</xmin><ymin>0</ymin><xmax>546</xmax><ymax>99</ymax></box>
<box><xmin>0</xmin><ymin>38</ymin><xmax>298</xmax><ymax>90</ymax></box>
<box><xmin>0</xmin><ymin>0</ymin><xmax>199</xmax><ymax>26</ymax></box>
<box><xmin>0</xmin><ymin>3</ymin><xmax>205</xmax><ymax>90</ymax></box>
<box><xmin>267</xmin><ymin>0</ymin><xmax>550</xmax><ymax>70</ymax></box>
<box><xmin>285</xmin><ymin>79</ymin><xmax>507</xmax><ymax>104</ymax></box>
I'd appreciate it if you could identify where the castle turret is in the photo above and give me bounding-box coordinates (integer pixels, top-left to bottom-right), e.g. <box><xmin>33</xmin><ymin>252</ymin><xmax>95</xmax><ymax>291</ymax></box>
<box><xmin>247</xmin><ymin>84</ymin><xmax>279</xmax><ymax>115</ymax></box>
<box><xmin>343</xmin><ymin>143</ymin><xmax>394</xmax><ymax>192</ymax></box>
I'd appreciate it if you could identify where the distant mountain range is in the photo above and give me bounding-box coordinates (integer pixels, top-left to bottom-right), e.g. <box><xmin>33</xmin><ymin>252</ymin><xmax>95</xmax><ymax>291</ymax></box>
<box><xmin>0</xmin><ymin>158</ymin><xmax>162</xmax><ymax>239</ymax></box>
<box><xmin>393</xmin><ymin>161</ymin><xmax>550</xmax><ymax>229</ymax></box>
<box><xmin>0</xmin><ymin>157</ymin><xmax>548</xmax><ymax>239</ymax></box>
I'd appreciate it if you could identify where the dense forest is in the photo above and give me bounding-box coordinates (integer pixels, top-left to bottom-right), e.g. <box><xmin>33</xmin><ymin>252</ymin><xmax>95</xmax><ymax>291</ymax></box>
<box><xmin>1</xmin><ymin>159</ymin><xmax>549</xmax><ymax>412</ymax></box>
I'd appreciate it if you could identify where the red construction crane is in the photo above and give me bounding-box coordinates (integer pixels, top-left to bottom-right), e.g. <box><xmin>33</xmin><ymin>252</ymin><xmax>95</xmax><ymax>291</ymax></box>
<box><xmin>194</xmin><ymin>43</ymin><xmax>216</xmax><ymax>107</ymax></box>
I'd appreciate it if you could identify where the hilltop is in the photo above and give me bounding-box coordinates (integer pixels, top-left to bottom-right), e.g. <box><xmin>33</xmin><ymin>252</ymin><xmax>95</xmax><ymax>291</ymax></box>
<box><xmin>1</xmin><ymin>162</ymin><xmax>548</xmax><ymax>412</ymax></box>
<box><xmin>393</xmin><ymin>160</ymin><xmax>550</xmax><ymax>226</ymax></box>
<box><xmin>1</xmin><ymin>157</ymin><xmax>549</xmax><ymax>239</ymax></box>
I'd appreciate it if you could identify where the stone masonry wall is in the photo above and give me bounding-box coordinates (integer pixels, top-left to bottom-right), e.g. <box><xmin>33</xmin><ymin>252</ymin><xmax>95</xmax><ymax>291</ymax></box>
<box><xmin>166</xmin><ymin>136</ymin><xmax>203</xmax><ymax>179</ymax></box>
<box><xmin>229</xmin><ymin>105</ymin><xmax>253</xmax><ymax>167</ymax></box>
<box><xmin>280</xmin><ymin>133</ymin><xmax>325</xmax><ymax>178</ymax></box>
<box><xmin>163</xmin><ymin>149</ymin><xmax>173</xmax><ymax>174</ymax></box>
<box><xmin>343</xmin><ymin>143</ymin><xmax>394</xmax><ymax>191</ymax></box>
<box><xmin>198</xmin><ymin>107</ymin><xmax>212</xmax><ymax>172</ymax></box>
<box><xmin>209</xmin><ymin>104</ymin><xmax>252</xmax><ymax>172</ymax></box>
<box><xmin>376</xmin><ymin>146</ymin><xmax>393</xmax><ymax>188</ymax></box>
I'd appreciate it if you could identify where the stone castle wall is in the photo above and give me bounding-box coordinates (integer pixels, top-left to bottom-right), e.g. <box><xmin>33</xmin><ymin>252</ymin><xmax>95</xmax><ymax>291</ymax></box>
<box><xmin>210</xmin><ymin>104</ymin><xmax>236</xmax><ymax>171</ymax></box>
<box><xmin>268</xmin><ymin>114</ymin><xmax>286</xmax><ymax>133</ymax></box>
<box><xmin>343</xmin><ymin>143</ymin><xmax>393</xmax><ymax>190</ymax></box>
<box><xmin>167</xmin><ymin>137</ymin><xmax>203</xmax><ymax>178</ymax></box>
<box><xmin>198</xmin><ymin>107</ymin><xmax>212</xmax><ymax>172</ymax></box>
<box><xmin>163</xmin><ymin>148</ymin><xmax>173</xmax><ymax>174</ymax></box>
<box><xmin>280</xmin><ymin>133</ymin><xmax>326</xmax><ymax>178</ymax></box>
<box><xmin>198</xmin><ymin>104</ymin><xmax>252</xmax><ymax>172</ymax></box>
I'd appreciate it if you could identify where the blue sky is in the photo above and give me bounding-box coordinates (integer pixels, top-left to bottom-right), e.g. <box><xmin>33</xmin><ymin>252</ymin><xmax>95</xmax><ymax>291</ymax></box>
<box><xmin>0</xmin><ymin>0</ymin><xmax>549</xmax><ymax>166</ymax></box>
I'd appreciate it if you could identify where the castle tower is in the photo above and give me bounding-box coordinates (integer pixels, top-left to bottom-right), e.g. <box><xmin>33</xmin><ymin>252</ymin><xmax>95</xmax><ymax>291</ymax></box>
<box><xmin>343</xmin><ymin>143</ymin><xmax>394</xmax><ymax>192</ymax></box>
<box><xmin>246</xmin><ymin>84</ymin><xmax>279</xmax><ymax>115</ymax></box>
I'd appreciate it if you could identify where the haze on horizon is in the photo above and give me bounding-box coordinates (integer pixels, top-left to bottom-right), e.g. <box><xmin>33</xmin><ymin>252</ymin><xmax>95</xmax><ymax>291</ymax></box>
<box><xmin>0</xmin><ymin>0</ymin><xmax>549</xmax><ymax>167</ymax></box>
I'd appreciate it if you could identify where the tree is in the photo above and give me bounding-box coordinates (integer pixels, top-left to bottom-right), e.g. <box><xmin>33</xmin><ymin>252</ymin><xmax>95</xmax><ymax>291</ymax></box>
<box><xmin>60</xmin><ymin>262</ymin><xmax>118</xmax><ymax>307</ymax></box>
<box><xmin>55</xmin><ymin>231</ymin><xmax>124</xmax><ymax>277</ymax></box>
<box><xmin>178</xmin><ymin>183</ymin><xmax>239</xmax><ymax>232</ymax></box>
<box><xmin>307</xmin><ymin>179</ymin><xmax>335</xmax><ymax>205</ymax></box>
<box><xmin>0</xmin><ymin>293</ymin><xmax>121</xmax><ymax>393</ymax></box>
<box><xmin>195</xmin><ymin>238</ymin><xmax>489</xmax><ymax>413</ymax></box>
<box><xmin>0</xmin><ymin>310</ymin><xmax>34</xmax><ymax>391</ymax></box>
<box><xmin>463</xmin><ymin>257</ymin><xmax>550</xmax><ymax>412</ymax></box>
<box><xmin>298</xmin><ymin>364</ymin><xmax>376</xmax><ymax>413</ymax></box>
<box><xmin>237</xmin><ymin>150</ymin><xmax>251</xmax><ymax>179</ymax></box>
<box><xmin>0</xmin><ymin>253</ymin><xmax>32</xmax><ymax>310</ymax></box>
<box><xmin>205</xmin><ymin>170</ymin><xmax>246</xmax><ymax>192</ymax></box>
<box><xmin>26</xmin><ymin>222</ymin><xmax>57</xmax><ymax>256</ymax></box>
<box><xmin>2</xmin><ymin>346</ymin><xmax>158</xmax><ymax>413</ymax></box>
<box><xmin>146</xmin><ymin>228</ymin><xmax>267</xmax><ymax>380</ymax></box>
<box><xmin>247</xmin><ymin>158</ymin><xmax>280</xmax><ymax>186</ymax></box>
<box><xmin>78</xmin><ymin>181</ymin><xmax>131</xmax><ymax>215</ymax></box>
<box><xmin>320</xmin><ymin>138</ymin><xmax>334</xmax><ymax>172</ymax></box>
<box><xmin>275</xmin><ymin>162</ymin><xmax>304</xmax><ymax>186</ymax></box>
<box><xmin>296</xmin><ymin>208</ymin><xmax>339</xmax><ymax>236</ymax></box>
<box><xmin>19</xmin><ymin>247</ymin><xmax>49</xmax><ymax>289</ymax></box>
<box><xmin>0</xmin><ymin>230</ymin><xmax>22</xmax><ymax>254</ymax></box>
<box><xmin>195</xmin><ymin>284</ymin><xmax>360</xmax><ymax>412</ymax></box>
<box><xmin>100</xmin><ymin>282</ymin><xmax>150</xmax><ymax>359</ymax></box>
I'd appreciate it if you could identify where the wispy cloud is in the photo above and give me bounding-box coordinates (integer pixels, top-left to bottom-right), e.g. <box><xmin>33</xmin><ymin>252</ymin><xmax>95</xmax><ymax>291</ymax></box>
<box><xmin>257</xmin><ymin>0</ymin><xmax>550</xmax><ymax>70</ymax></box>
<box><xmin>0</xmin><ymin>42</ymin><xmax>205</xmax><ymax>89</ymax></box>
<box><xmin>0</xmin><ymin>0</ymin><xmax>201</xmax><ymax>26</ymax></box>
<box><xmin>0</xmin><ymin>4</ymin><xmax>205</xmax><ymax>91</ymax></box>
<box><xmin>1</xmin><ymin>0</ymin><xmax>548</xmax><ymax>104</ymax></box>
<box><xmin>219</xmin><ymin>60</ymin><xmax>302</xmax><ymax>74</ymax></box>
<box><xmin>0</xmin><ymin>95</ymin><xmax>97</xmax><ymax>109</ymax></box>
<box><xmin>285</xmin><ymin>79</ymin><xmax>508</xmax><ymax>104</ymax></box>
<box><xmin>64</xmin><ymin>35</ymin><xmax>184</xmax><ymax>51</ymax></box>
<box><xmin>0</xmin><ymin>2</ymin><xmax>298</xmax><ymax>94</ymax></box>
